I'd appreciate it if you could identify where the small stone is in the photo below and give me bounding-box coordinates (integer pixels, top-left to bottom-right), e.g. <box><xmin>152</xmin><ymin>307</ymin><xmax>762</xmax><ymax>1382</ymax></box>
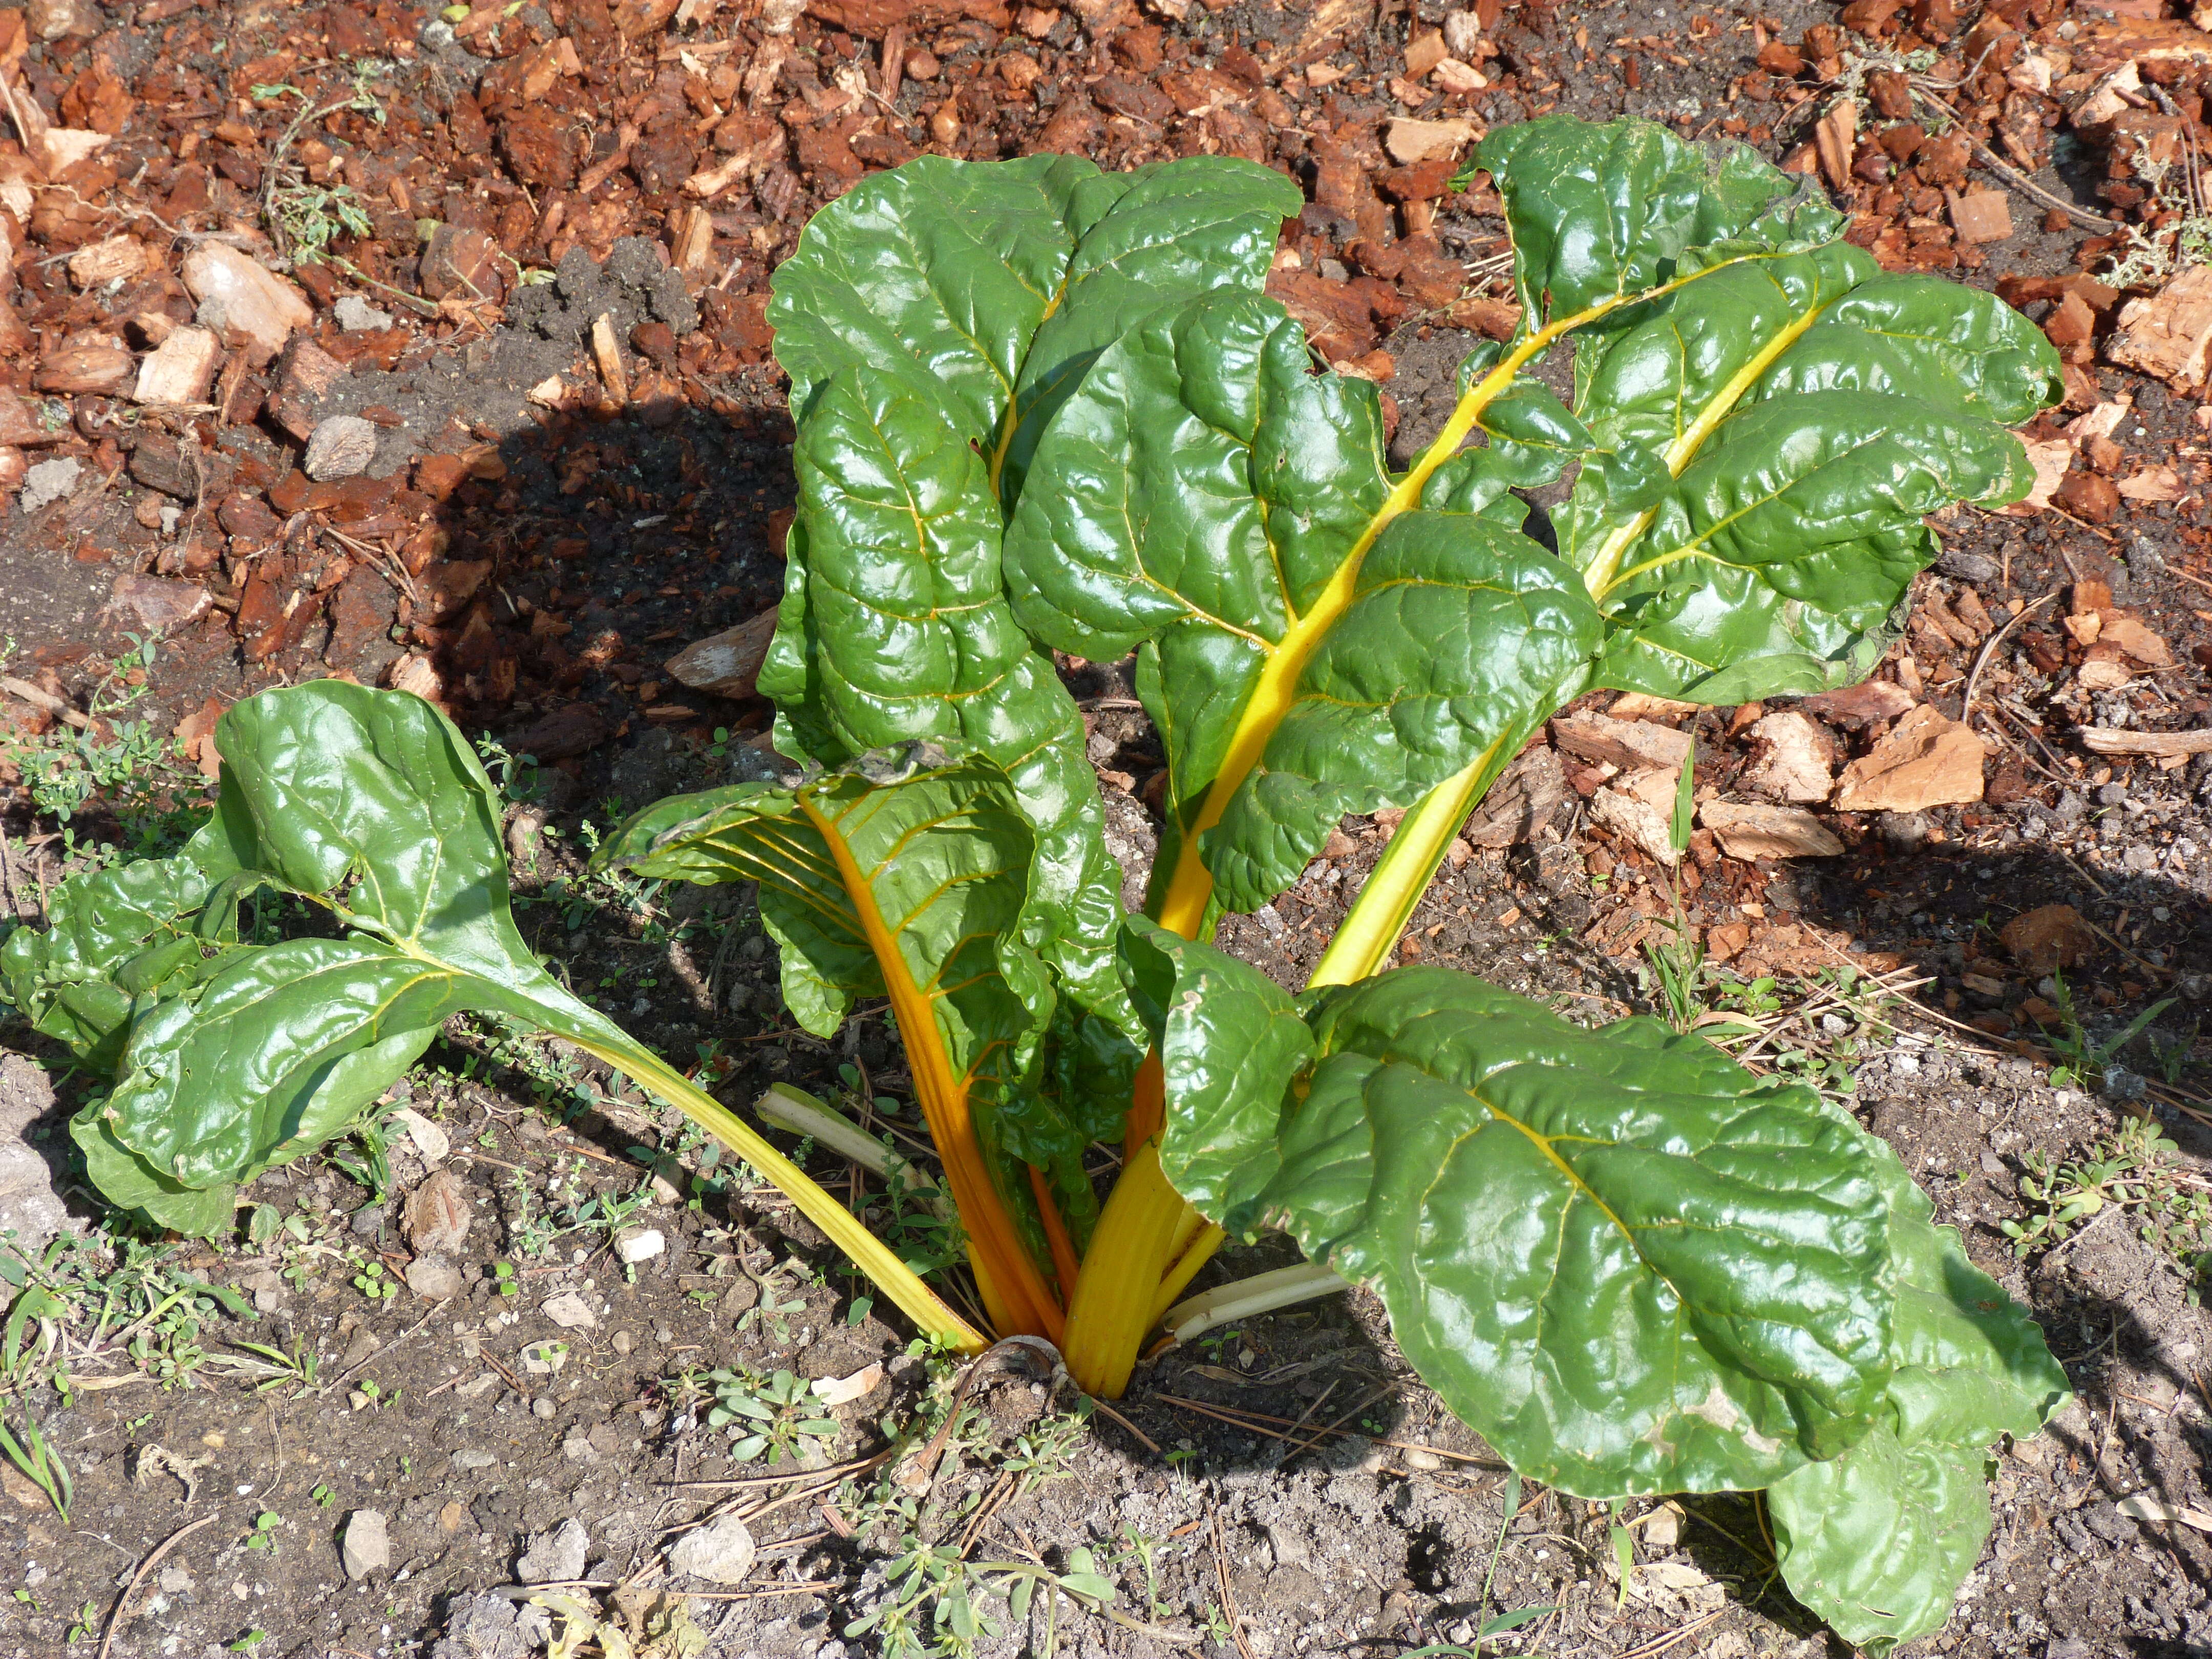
<box><xmin>405</xmin><ymin>1257</ymin><xmax>462</xmax><ymax>1301</ymax></box>
<box><xmin>335</xmin><ymin>294</ymin><xmax>395</xmax><ymax>332</ymax></box>
<box><xmin>111</xmin><ymin>573</ymin><xmax>211</xmax><ymax>633</ymax></box>
<box><xmin>19</xmin><ymin>457</ymin><xmax>79</xmax><ymax>512</ymax></box>
<box><xmin>304</xmin><ymin>415</ymin><xmax>379</xmax><ymax>481</ymax></box>
<box><xmin>611</xmin><ymin>1330</ymin><xmax>634</xmax><ymax>1355</ymax></box>
<box><xmin>517</xmin><ymin>1518</ymin><xmax>589</xmax><ymax>1585</ymax></box>
<box><xmin>451</xmin><ymin>1449</ymin><xmax>498</xmax><ymax>1470</ymax></box>
<box><xmin>614</xmin><ymin>1227</ymin><xmax>665</xmax><ymax>1265</ymax></box>
<box><xmin>1643</xmin><ymin>1505</ymin><xmax>1681</xmax><ymax>1550</ymax></box>
<box><xmin>403</xmin><ymin>1168</ymin><xmax>472</xmax><ymax>1256</ymax></box>
<box><xmin>667</xmin><ymin>1513</ymin><xmax>756</xmax><ymax>1584</ymax></box>
<box><xmin>533</xmin><ymin>1396</ymin><xmax>558</xmax><ymax>1419</ymax></box>
<box><xmin>340</xmin><ymin>1509</ymin><xmax>389</xmax><ymax>1581</ymax></box>
<box><xmin>350</xmin><ymin>1204</ymin><xmax>386</xmax><ymax>1238</ymax></box>
<box><xmin>541</xmin><ymin>1290</ymin><xmax>597</xmax><ymax>1329</ymax></box>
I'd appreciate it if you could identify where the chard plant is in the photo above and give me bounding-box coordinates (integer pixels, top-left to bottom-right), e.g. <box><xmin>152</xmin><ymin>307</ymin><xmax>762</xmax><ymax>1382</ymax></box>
<box><xmin>0</xmin><ymin>120</ymin><xmax>2073</xmax><ymax>1649</ymax></box>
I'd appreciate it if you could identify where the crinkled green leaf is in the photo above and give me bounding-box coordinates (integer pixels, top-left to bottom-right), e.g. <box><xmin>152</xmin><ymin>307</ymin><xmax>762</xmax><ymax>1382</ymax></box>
<box><xmin>1770</xmin><ymin>1428</ymin><xmax>1994</xmax><ymax>1653</ymax></box>
<box><xmin>762</xmin><ymin>152</ymin><xmax>1293</xmax><ymax>1021</ymax></box>
<box><xmin>0</xmin><ymin>825</ymin><xmax>247</xmax><ymax>1074</ymax></box>
<box><xmin>79</xmin><ymin>686</ymin><xmax>631</xmax><ymax>1211</ymax></box>
<box><xmin>1476</xmin><ymin>116</ymin><xmax>1840</xmax><ymax>333</ymax></box>
<box><xmin>594</xmin><ymin>742</ymin><xmax>1081</xmax><ymax>1283</ymax></box>
<box><xmin>1139</xmin><ymin>933</ymin><xmax>1897</xmax><ymax>1494</ymax></box>
<box><xmin>1771</xmin><ymin>1146</ymin><xmax>2069</xmax><ymax>1650</ymax></box>
<box><xmin>1004</xmin><ymin>289</ymin><xmax>1600</xmax><ymax>917</ymax></box>
<box><xmin>765</xmin><ymin>152</ymin><xmax>1300</xmax><ymax>502</ymax></box>
<box><xmin>1587</xmin><ymin>392</ymin><xmax>2034</xmax><ymax>702</ymax></box>
<box><xmin>72</xmin><ymin>1114</ymin><xmax>237</xmax><ymax>1239</ymax></box>
<box><xmin>1542</xmin><ymin>241</ymin><xmax>2058</xmax><ymax>702</ymax></box>
<box><xmin>1871</xmin><ymin>1150</ymin><xmax>2071</xmax><ymax>1449</ymax></box>
<box><xmin>758</xmin><ymin>369</ymin><xmax>1130</xmax><ymax>1028</ymax></box>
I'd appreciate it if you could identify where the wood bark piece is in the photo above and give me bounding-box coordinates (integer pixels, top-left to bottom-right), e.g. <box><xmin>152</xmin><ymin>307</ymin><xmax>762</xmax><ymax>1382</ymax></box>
<box><xmin>34</xmin><ymin>342</ymin><xmax>133</xmax><ymax>395</ymax></box>
<box><xmin>110</xmin><ymin>573</ymin><xmax>211</xmax><ymax>633</ymax></box>
<box><xmin>1945</xmin><ymin>187</ymin><xmax>2012</xmax><ymax>244</ymax></box>
<box><xmin>591</xmin><ymin>312</ymin><xmax>630</xmax><ymax>407</ymax></box>
<box><xmin>1590</xmin><ymin>767</ymin><xmax>1684</xmax><ymax>866</ymax></box>
<box><xmin>1814</xmin><ymin>97</ymin><xmax>1857</xmax><ymax>191</ymax></box>
<box><xmin>180</xmin><ymin>243</ymin><xmax>313</xmax><ymax>363</ymax></box>
<box><xmin>1832</xmin><ymin>705</ymin><xmax>1986</xmax><ymax>812</ymax></box>
<box><xmin>0</xmin><ymin>385</ymin><xmax>59</xmax><ymax>446</ymax></box>
<box><xmin>1383</xmin><ymin>116</ymin><xmax>1475</xmax><ymax>164</ymax></box>
<box><xmin>132</xmin><ymin>325</ymin><xmax>221</xmax><ymax>406</ymax></box>
<box><xmin>664</xmin><ymin>608</ymin><xmax>779</xmax><ymax>698</ymax></box>
<box><xmin>670</xmin><ymin>204</ymin><xmax>716</xmax><ymax>276</ymax></box>
<box><xmin>266</xmin><ymin>336</ymin><xmax>348</xmax><ymax>441</ymax></box>
<box><xmin>2107</xmin><ymin>264</ymin><xmax>2212</xmax><ymax>390</ymax></box>
<box><xmin>1549</xmin><ymin>712</ymin><xmax>1694</xmax><ymax>773</ymax></box>
<box><xmin>1741</xmin><ymin>710</ymin><xmax>1836</xmax><ymax>804</ymax></box>
<box><xmin>2077</xmin><ymin>725</ymin><xmax>2212</xmax><ymax>757</ymax></box>
<box><xmin>1698</xmin><ymin>801</ymin><xmax>1845</xmax><ymax>860</ymax></box>
<box><xmin>1459</xmin><ymin>744</ymin><xmax>1565</xmax><ymax>848</ymax></box>
<box><xmin>66</xmin><ymin>234</ymin><xmax>146</xmax><ymax>288</ymax></box>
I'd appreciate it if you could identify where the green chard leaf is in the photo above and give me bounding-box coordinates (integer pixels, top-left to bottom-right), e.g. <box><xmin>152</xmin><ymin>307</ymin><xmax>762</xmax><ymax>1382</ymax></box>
<box><xmin>0</xmin><ymin>827</ymin><xmax>249</xmax><ymax>1074</ymax></box>
<box><xmin>593</xmin><ymin>742</ymin><xmax>1090</xmax><ymax>1322</ymax></box>
<box><xmin>1004</xmin><ymin>288</ymin><xmax>1601</xmax><ymax>925</ymax></box>
<box><xmin>1128</xmin><ymin>923</ymin><xmax>1897</xmax><ymax>1495</ymax></box>
<box><xmin>58</xmin><ymin>683</ymin><xmax>633</xmax><ymax>1228</ymax></box>
<box><xmin>1476</xmin><ymin>115</ymin><xmax>1843</xmax><ymax>334</ymax></box>
<box><xmin>760</xmin><ymin>368</ymin><xmax>1131</xmax><ymax>1034</ymax></box>
<box><xmin>1770</xmin><ymin>1147</ymin><xmax>2071</xmax><ymax>1651</ymax></box>
<box><xmin>764</xmin><ymin>153</ymin><xmax>1301</xmax><ymax>498</ymax></box>
<box><xmin>14</xmin><ymin>684</ymin><xmax>989</xmax><ymax>1360</ymax></box>
<box><xmin>1539</xmin><ymin>230</ymin><xmax>2060</xmax><ymax>704</ymax></box>
<box><xmin>761</xmin><ymin>154</ymin><xmax>1294</xmax><ymax>1026</ymax></box>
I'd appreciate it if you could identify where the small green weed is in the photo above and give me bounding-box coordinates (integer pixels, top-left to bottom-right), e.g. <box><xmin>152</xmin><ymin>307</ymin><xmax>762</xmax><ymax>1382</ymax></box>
<box><xmin>350</xmin><ymin>1259</ymin><xmax>397</xmax><ymax>1304</ymax></box>
<box><xmin>701</xmin><ymin>1367</ymin><xmax>840</xmax><ymax>1466</ymax></box>
<box><xmin>2038</xmin><ymin>973</ymin><xmax>2176</xmax><ymax>1093</ymax></box>
<box><xmin>2003</xmin><ymin>1115</ymin><xmax>2212</xmax><ymax>1290</ymax></box>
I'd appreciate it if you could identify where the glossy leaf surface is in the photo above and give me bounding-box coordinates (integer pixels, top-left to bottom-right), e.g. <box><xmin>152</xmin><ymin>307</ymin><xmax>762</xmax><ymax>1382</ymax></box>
<box><xmin>1770</xmin><ymin>1150</ymin><xmax>2070</xmax><ymax>1649</ymax></box>
<box><xmin>1475</xmin><ymin>115</ymin><xmax>1842</xmax><ymax>331</ymax></box>
<box><xmin>6</xmin><ymin>688</ymin><xmax>985</xmax><ymax>1351</ymax></box>
<box><xmin>1552</xmin><ymin>237</ymin><xmax>2061</xmax><ymax>702</ymax></box>
<box><xmin>765</xmin><ymin>153</ymin><xmax>1300</xmax><ymax>492</ymax></box>
<box><xmin>1004</xmin><ymin>289</ymin><xmax>1600</xmax><ymax>919</ymax></box>
<box><xmin>759</xmin><ymin>368</ymin><xmax>1129</xmax><ymax>1026</ymax></box>
<box><xmin>762</xmin><ymin>152</ymin><xmax>1293</xmax><ymax>1016</ymax></box>
<box><xmin>0</xmin><ymin>831</ymin><xmax>242</xmax><ymax>1074</ymax></box>
<box><xmin>594</xmin><ymin>742</ymin><xmax>1086</xmax><ymax>1328</ymax></box>
<box><xmin>1130</xmin><ymin>924</ymin><xmax>1897</xmax><ymax>1494</ymax></box>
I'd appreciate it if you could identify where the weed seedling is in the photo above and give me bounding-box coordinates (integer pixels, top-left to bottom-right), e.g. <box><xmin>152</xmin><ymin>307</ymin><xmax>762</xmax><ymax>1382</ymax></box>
<box><xmin>243</xmin><ymin>1511</ymin><xmax>281</xmax><ymax>1554</ymax></box>
<box><xmin>351</xmin><ymin>1259</ymin><xmax>396</xmax><ymax>1304</ymax></box>
<box><xmin>704</xmin><ymin>1368</ymin><xmax>840</xmax><ymax>1466</ymax></box>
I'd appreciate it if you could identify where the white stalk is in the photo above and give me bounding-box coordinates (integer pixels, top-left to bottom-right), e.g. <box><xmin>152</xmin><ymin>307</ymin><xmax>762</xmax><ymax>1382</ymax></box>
<box><xmin>1158</xmin><ymin>1262</ymin><xmax>1349</xmax><ymax>1346</ymax></box>
<box><xmin>754</xmin><ymin>1083</ymin><xmax>957</xmax><ymax>1225</ymax></box>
